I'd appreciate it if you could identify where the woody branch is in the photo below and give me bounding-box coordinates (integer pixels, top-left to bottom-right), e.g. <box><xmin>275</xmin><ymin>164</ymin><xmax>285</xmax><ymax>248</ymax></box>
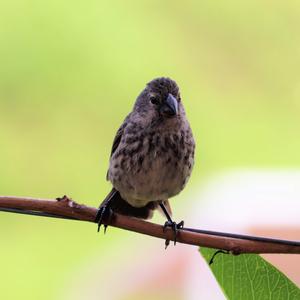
<box><xmin>0</xmin><ymin>196</ymin><xmax>299</xmax><ymax>254</ymax></box>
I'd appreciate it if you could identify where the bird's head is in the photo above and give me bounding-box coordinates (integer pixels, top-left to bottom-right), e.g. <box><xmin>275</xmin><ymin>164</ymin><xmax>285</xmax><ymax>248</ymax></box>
<box><xmin>134</xmin><ymin>77</ymin><xmax>182</xmax><ymax>120</ymax></box>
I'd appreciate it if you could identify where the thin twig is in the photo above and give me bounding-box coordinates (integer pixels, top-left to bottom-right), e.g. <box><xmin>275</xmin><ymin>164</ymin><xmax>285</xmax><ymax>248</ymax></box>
<box><xmin>0</xmin><ymin>196</ymin><xmax>299</xmax><ymax>254</ymax></box>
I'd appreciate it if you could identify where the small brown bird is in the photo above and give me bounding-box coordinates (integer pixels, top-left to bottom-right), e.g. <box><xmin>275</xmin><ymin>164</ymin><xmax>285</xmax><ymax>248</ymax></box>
<box><xmin>96</xmin><ymin>77</ymin><xmax>195</xmax><ymax>245</ymax></box>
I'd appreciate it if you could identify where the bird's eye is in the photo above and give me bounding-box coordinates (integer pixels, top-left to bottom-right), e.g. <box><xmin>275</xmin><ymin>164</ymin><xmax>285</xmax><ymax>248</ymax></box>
<box><xmin>150</xmin><ymin>96</ymin><xmax>160</xmax><ymax>105</ymax></box>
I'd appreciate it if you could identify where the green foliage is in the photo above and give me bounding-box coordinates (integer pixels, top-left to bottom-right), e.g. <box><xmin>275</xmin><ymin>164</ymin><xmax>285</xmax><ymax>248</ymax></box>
<box><xmin>200</xmin><ymin>248</ymin><xmax>300</xmax><ymax>300</ymax></box>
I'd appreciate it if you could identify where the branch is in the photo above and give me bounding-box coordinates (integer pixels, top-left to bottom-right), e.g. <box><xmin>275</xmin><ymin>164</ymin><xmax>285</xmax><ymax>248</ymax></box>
<box><xmin>0</xmin><ymin>196</ymin><xmax>299</xmax><ymax>254</ymax></box>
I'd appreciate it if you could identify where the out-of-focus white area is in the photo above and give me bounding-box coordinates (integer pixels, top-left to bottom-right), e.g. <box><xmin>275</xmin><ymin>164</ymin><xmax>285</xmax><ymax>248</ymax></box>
<box><xmin>61</xmin><ymin>169</ymin><xmax>300</xmax><ymax>300</ymax></box>
<box><xmin>185</xmin><ymin>169</ymin><xmax>300</xmax><ymax>300</ymax></box>
<box><xmin>188</xmin><ymin>169</ymin><xmax>300</xmax><ymax>231</ymax></box>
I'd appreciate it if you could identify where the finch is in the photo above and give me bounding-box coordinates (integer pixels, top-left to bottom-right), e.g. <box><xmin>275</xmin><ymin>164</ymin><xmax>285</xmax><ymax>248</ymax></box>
<box><xmin>96</xmin><ymin>77</ymin><xmax>195</xmax><ymax>244</ymax></box>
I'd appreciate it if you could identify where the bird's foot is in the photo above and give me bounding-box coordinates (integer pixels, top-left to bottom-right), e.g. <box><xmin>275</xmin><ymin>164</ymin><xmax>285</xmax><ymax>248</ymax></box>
<box><xmin>95</xmin><ymin>205</ymin><xmax>114</xmax><ymax>234</ymax></box>
<box><xmin>163</xmin><ymin>220</ymin><xmax>184</xmax><ymax>248</ymax></box>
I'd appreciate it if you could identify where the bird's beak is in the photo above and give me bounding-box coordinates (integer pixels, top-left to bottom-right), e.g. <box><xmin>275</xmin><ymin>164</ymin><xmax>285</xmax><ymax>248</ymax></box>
<box><xmin>160</xmin><ymin>94</ymin><xmax>178</xmax><ymax>117</ymax></box>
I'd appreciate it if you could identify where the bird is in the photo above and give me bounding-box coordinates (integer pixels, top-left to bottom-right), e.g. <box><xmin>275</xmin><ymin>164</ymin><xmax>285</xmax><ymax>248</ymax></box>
<box><xmin>95</xmin><ymin>77</ymin><xmax>195</xmax><ymax>246</ymax></box>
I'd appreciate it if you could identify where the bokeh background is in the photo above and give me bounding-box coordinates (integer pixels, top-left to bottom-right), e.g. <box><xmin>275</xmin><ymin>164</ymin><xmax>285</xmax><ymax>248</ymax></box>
<box><xmin>0</xmin><ymin>1</ymin><xmax>300</xmax><ymax>299</ymax></box>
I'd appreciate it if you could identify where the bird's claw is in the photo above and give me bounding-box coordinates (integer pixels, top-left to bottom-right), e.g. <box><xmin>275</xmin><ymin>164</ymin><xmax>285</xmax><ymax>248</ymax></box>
<box><xmin>95</xmin><ymin>205</ymin><xmax>113</xmax><ymax>233</ymax></box>
<box><xmin>163</xmin><ymin>220</ymin><xmax>184</xmax><ymax>248</ymax></box>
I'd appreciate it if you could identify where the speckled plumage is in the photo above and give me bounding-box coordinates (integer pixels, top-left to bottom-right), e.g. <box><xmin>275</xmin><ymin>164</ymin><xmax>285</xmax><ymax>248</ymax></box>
<box><xmin>101</xmin><ymin>77</ymin><xmax>195</xmax><ymax>220</ymax></box>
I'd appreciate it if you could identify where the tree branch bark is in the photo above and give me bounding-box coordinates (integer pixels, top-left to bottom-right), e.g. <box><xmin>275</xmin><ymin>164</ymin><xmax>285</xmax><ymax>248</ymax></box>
<box><xmin>0</xmin><ymin>195</ymin><xmax>299</xmax><ymax>254</ymax></box>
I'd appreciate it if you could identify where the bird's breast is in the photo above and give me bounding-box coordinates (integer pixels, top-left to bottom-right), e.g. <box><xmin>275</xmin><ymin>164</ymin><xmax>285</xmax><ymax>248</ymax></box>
<box><xmin>108</xmin><ymin>127</ymin><xmax>195</xmax><ymax>207</ymax></box>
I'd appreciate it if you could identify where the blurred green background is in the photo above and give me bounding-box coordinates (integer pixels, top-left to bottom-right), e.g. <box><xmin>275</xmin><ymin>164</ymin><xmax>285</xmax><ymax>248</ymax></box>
<box><xmin>0</xmin><ymin>1</ymin><xmax>300</xmax><ymax>299</ymax></box>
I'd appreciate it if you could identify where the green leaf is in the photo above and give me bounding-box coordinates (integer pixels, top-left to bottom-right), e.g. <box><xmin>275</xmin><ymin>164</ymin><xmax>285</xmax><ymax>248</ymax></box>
<box><xmin>200</xmin><ymin>248</ymin><xmax>300</xmax><ymax>300</ymax></box>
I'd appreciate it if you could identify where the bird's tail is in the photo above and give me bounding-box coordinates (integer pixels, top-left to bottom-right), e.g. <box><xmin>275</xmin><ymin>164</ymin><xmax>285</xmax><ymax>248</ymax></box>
<box><xmin>100</xmin><ymin>188</ymin><xmax>157</xmax><ymax>220</ymax></box>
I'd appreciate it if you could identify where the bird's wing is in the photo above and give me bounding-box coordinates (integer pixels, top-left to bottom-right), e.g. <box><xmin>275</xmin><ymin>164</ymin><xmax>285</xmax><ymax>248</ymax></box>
<box><xmin>110</xmin><ymin>124</ymin><xmax>125</xmax><ymax>157</ymax></box>
<box><xmin>109</xmin><ymin>114</ymin><xmax>131</xmax><ymax>157</ymax></box>
<box><xmin>106</xmin><ymin>114</ymin><xmax>130</xmax><ymax>180</ymax></box>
